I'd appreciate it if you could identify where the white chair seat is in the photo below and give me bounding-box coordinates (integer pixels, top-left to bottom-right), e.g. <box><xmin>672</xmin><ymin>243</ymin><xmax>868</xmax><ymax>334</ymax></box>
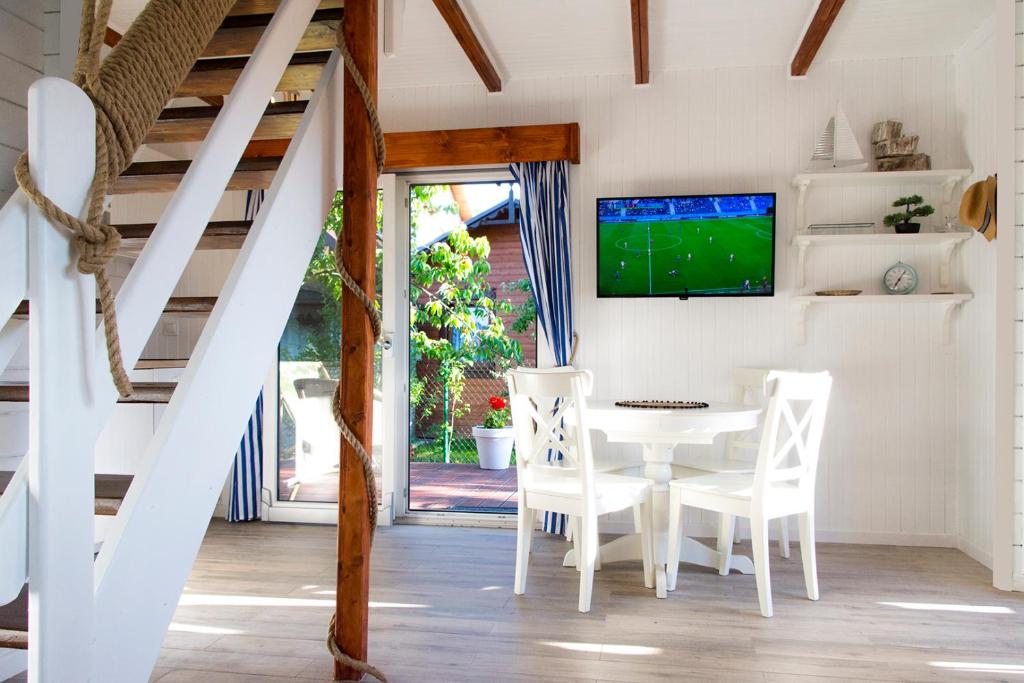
<box><xmin>673</xmin><ymin>451</ymin><xmax>756</xmax><ymax>474</ymax></box>
<box><xmin>672</xmin><ymin>472</ymin><xmax>796</xmax><ymax>500</ymax></box>
<box><xmin>508</xmin><ymin>367</ymin><xmax>655</xmax><ymax>613</ymax></box>
<box><xmin>666</xmin><ymin>370</ymin><xmax>832</xmax><ymax>618</ymax></box>
<box><xmin>523</xmin><ymin>469</ymin><xmax>653</xmax><ymax>513</ymax></box>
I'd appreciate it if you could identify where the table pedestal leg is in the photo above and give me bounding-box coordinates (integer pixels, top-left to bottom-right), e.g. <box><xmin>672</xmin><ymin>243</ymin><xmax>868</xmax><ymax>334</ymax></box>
<box><xmin>642</xmin><ymin>443</ymin><xmax>674</xmax><ymax>598</ymax></box>
<box><xmin>559</xmin><ymin>442</ymin><xmax>755</xmax><ymax>589</ymax></box>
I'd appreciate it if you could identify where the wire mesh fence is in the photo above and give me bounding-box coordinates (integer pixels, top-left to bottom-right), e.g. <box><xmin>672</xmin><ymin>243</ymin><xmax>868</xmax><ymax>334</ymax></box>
<box><xmin>411</xmin><ymin>362</ymin><xmax>516</xmax><ymax>464</ymax></box>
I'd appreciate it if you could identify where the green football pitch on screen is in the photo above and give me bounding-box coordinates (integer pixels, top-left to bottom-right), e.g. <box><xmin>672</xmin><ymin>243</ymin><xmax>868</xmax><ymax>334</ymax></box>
<box><xmin>597</xmin><ymin>216</ymin><xmax>774</xmax><ymax>297</ymax></box>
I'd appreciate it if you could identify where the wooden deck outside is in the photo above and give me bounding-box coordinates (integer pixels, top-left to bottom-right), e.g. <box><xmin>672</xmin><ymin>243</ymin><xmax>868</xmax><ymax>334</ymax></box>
<box><xmin>113</xmin><ymin>521</ymin><xmax>1024</xmax><ymax>682</ymax></box>
<box><xmin>409</xmin><ymin>463</ymin><xmax>517</xmax><ymax>512</ymax></box>
<box><xmin>279</xmin><ymin>462</ymin><xmax>518</xmax><ymax>512</ymax></box>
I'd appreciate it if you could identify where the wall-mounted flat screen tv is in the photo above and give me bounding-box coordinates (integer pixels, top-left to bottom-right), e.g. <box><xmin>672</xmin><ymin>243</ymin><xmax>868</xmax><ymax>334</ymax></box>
<box><xmin>597</xmin><ymin>193</ymin><xmax>776</xmax><ymax>298</ymax></box>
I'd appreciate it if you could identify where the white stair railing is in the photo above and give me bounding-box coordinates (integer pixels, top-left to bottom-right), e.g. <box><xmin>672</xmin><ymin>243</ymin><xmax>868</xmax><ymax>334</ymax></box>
<box><xmin>0</xmin><ymin>1</ymin><xmax>337</xmax><ymax>680</ymax></box>
<box><xmin>26</xmin><ymin>76</ymin><xmax>98</xmax><ymax>682</ymax></box>
<box><xmin>92</xmin><ymin>50</ymin><xmax>343</xmax><ymax>681</ymax></box>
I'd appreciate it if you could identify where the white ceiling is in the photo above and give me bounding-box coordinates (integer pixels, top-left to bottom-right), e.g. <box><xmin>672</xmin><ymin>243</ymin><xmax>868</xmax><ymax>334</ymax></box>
<box><xmin>110</xmin><ymin>0</ymin><xmax>994</xmax><ymax>89</ymax></box>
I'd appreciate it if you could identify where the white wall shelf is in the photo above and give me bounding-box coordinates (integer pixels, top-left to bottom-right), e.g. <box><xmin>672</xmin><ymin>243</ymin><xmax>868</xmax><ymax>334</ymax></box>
<box><xmin>791</xmin><ymin>168</ymin><xmax>973</xmax><ymax>248</ymax></box>
<box><xmin>792</xmin><ymin>293</ymin><xmax>973</xmax><ymax>346</ymax></box>
<box><xmin>792</xmin><ymin>230</ymin><xmax>974</xmax><ymax>288</ymax></box>
<box><xmin>791</xmin><ymin>168</ymin><xmax>973</xmax><ymax>188</ymax></box>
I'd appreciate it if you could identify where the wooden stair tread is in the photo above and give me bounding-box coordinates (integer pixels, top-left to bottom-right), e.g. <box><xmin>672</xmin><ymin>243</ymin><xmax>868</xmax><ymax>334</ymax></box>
<box><xmin>178</xmin><ymin>50</ymin><xmax>329</xmax><ymax>98</ymax></box>
<box><xmin>0</xmin><ymin>383</ymin><xmax>176</xmax><ymax>404</ymax></box>
<box><xmin>111</xmin><ymin>158</ymin><xmax>282</xmax><ymax>195</ymax></box>
<box><xmin>14</xmin><ymin>297</ymin><xmax>216</xmax><ymax>318</ymax></box>
<box><xmin>0</xmin><ymin>471</ymin><xmax>132</xmax><ymax>499</ymax></box>
<box><xmin>229</xmin><ymin>0</ymin><xmax>342</xmax><ymax>17</ymax></box>
<box><xmin>135</xmin><ymin>359</ymin><xmax>188</xmax><ymax>370</ymax></box>
<box><xmin>0</xmin><ymin>588</ymin><xmax>26</xmax><ymax>641</ymax></box>
<box><xmin>205</xmin><ymin>8</ymin><xmax>342</xmax><ymax>58</ymax></box>
<box><xmin>147</xmin><ymin>101</ymin><xmax>307</xmax><ymax>145</ymax></box>
<box><xmin>0</xmin><ymin>472</ymin><xmax>131</xmax><ymax>521</ymax></box>
<box><xmin>116</xmin><ymin>220</ymin><xmax>253</xmax><ymax>253</ymax></box>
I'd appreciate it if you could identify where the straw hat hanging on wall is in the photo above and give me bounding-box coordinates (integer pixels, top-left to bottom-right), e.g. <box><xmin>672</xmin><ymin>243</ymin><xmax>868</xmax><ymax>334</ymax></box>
<box><xmin>959</xmin><ymin>175</ymin><xmax>997</xmax><ymax>241</ymax></box>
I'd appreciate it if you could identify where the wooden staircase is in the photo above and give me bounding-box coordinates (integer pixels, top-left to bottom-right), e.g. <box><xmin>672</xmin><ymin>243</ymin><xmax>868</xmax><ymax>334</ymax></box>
<box><xmin>0</xmin><ymin>2</ymin><xmax>346</xmax><ymax>677</ymax></box>
<box><xmin>111</xmin><ymin>157</ymin><xmax>283</xmax><ymax>194</ymax></box>
<box><xmin>147</xmin><ymin>101</ymin><xmax>306</xmax><ymax>144</ymax></box>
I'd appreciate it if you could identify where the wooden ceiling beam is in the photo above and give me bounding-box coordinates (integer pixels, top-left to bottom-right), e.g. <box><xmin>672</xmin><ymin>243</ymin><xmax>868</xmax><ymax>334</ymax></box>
<box><xmin>431</xmin><ymin>0</ymin><xmax>501</xmax><ymax>93</ymax></box>
<box><xmin>630</xmin><ymin>0</ymin><xmax>649</xmax><ymax>85</ymax></box>
<box><xmin>242</xmin><ymin>123</ymin><xmax>581</xmax><ymax>169</ymax></box>
<box><xmin>791</xmin><ymin>0</ymin><xmax>846</xmax><ymax>77</ymax></box>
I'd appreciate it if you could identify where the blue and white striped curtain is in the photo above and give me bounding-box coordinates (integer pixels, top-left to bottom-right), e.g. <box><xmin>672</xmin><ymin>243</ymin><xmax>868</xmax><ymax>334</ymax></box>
<box><xmin>228</xmin><ymin>391</ymin><xmax>265</xmax><ymax>522</ymax></box>
<box><xmin>510</xmin><ymin>161</ymin><xmax>575</xmax><ymax>535</ymax></box>
<box><xmin>227</xmin><ymin>189</ymin><xmax>267</xmax><ymax>522</ymax></box>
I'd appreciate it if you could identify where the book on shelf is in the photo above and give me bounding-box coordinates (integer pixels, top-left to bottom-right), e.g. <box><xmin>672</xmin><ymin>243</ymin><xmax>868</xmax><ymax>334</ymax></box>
<box><xmin>805</xmin><ymin>222</ymin><xmax>876</xmax><ymax>234</ymax></box>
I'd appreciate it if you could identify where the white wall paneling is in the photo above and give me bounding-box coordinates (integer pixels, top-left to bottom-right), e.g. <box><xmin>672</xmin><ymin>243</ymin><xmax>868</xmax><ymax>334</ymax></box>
<box><xmin>954</xmin><ymin>15</ymin><xmax>997</xmax><ymax>568</ymax></box>
<box><xmin>0</xmin><ymin>0</ymin><xmax>43</xmax><ymax>203</ymax></box>
<box><xmin>380</xmin><ymin>55</ymin><xmax>978</xmax><ymax>546</ymax></box>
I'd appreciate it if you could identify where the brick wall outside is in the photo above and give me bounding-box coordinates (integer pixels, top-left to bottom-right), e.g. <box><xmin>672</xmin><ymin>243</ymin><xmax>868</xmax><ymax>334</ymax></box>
<box><xmin>413</xmin><ymin>222</ymin><xmax>536</xmax><ymax>438</ymax></box>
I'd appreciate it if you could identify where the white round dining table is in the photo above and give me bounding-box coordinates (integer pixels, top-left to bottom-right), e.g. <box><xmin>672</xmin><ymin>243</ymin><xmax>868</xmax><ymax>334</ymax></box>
<box><xmin>563</xmin><ymin>400</ymin><xmax>762</xmax><ymax>598</ymax></box>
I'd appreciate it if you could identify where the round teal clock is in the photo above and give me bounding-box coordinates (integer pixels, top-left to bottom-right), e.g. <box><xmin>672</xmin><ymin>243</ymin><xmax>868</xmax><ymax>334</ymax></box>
<box><xmin>883</xmin><ymin>261</ymin><xmax>918</xmax><ymax>295</ymax></box>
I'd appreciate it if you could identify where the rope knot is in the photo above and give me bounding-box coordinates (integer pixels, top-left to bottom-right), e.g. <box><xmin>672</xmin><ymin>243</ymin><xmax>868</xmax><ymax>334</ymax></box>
<box><xmin>73</xmin><ymin>222</ymin><xmax>121</xmax><ymax>275</ymax></box>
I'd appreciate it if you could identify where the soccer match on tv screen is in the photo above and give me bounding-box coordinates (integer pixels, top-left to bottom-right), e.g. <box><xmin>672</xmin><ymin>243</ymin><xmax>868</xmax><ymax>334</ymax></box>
<box><xmin>597</xmin><ymin>193</ymin><xmax>776</xmax><ymax>298</ymax></box>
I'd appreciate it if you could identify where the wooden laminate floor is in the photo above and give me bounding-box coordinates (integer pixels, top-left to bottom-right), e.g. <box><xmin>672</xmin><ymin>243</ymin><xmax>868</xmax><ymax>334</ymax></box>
<box><xmin>122</xmin><ymin>522</ymin><xmax>1024</xmax><ymax>681</ymax></box>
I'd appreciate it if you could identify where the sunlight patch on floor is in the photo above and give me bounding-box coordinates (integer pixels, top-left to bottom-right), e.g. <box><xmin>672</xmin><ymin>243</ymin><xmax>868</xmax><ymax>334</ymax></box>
<box><xmin>540</xmin><ymin>640</ymin><xmax>662</xmax><ymax>656</ymax></box>
<box><xmin>168</xmin><ymin>622</ymin><xmax>244</xmax><ymax>636</ymax></box>
<box><xmin>178</xmin><ymin>594</ymin><xmax>333</xmax><ymax>608</ymax></box>
<box><xmin>929</xmin><ymin>661</ymin><xmax>1024</xmax><ymax>674</ymax></box>
<box><xmin>177</xmin><ymin>593</ymin><xmax>429</xmax><ymax>609</ymax></box>
<box><xmin>879</xmin><ymin>601</ymin><xmax>1014</xmax><ymax>614</ymax></box>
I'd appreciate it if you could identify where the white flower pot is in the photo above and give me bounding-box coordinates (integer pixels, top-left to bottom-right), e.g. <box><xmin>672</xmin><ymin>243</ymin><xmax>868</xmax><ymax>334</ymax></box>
<box><xmin>472</xmin><ymin>426</ymin><xmax>515</xmax><ymax>470</ymax></box>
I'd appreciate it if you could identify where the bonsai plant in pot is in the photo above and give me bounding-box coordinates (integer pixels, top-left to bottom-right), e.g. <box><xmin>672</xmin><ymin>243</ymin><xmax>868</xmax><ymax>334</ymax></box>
<box><xmin>883</xmin><ymin>195</ymin><xmax>934</xmax><ymax>234</ymax></box>
<box><xmin>472</xmin><ymin>395</ymin><xmax>515</xmax><ymax>470</ymax></box>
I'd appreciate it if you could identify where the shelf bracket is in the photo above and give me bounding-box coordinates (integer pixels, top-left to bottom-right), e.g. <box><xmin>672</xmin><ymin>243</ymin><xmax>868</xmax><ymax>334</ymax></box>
<box><xmin>793</xmin><ymin>299</ymin><xmax>811</xmax><ymax>345</ymax></box>
<box><xmin>937</xmin><ymin>238</ymin><xmax>962</xmax><ymax>289</ymax></box>
<box><xmin>941</xmin><ymin>300</ymin><xmax>957</xmax><ymax>346</ymax></box>
<box><xmin>794</xmin><ymin>180</ymin><xmax>811</xmax><ymax>232</ymax></box>
<box><xmin>795</xmin><ymin>241</ymin><xmax>808</xmax><ymax>289</ymax></box>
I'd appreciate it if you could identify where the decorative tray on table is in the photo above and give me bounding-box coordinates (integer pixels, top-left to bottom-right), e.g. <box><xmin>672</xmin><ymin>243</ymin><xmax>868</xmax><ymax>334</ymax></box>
<box><xmin>614</xmin><ymin>400</ymin><xmax>709</xmax><ymax>410</ymax></box>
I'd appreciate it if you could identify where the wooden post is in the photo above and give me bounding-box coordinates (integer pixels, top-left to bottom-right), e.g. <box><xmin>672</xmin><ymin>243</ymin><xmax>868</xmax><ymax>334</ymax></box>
<box><xmin>336</xmin><ymin>0</ymin><xmax>376</xmax><ymax>680</ymax></box>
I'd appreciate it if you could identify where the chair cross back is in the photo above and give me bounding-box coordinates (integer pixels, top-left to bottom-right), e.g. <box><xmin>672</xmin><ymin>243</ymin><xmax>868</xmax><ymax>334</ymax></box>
<box><xmin>753</xmin><ymin>371</ymin><xmax>832</xmax><ymax>499</ymax></box>
<box><xmin>507</xmin><ymin>368</ymin><xmax>595</xmax><ymax>472</ymax></box>
<box><xmin>521</xmin><ymin>397</ymin><xmax>577</xmax><ymax>465</ymax></box>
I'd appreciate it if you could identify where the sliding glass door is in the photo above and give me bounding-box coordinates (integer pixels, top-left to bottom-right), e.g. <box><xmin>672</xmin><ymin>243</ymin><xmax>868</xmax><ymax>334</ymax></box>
<box><xmin>267</xmin><ymin>178</ymin><xmax>397</xmax><ymax>524</ymax></box>
<box><xmin>402</xmin><ymin>175</ymin><xmax>536</xmax><ymax>517</ymax></box>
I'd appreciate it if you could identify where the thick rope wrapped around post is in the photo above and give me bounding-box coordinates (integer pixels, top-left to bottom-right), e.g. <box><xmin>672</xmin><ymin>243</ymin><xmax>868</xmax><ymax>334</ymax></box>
<box><xmin>325</xmin><ymin>30</ymin><xmax>388</xmax><ymax>683</ymax></box>
<box><xmin>14</xmin><ymin>0</ymin><xmax>236</xmax><ymax>396</ymax></box>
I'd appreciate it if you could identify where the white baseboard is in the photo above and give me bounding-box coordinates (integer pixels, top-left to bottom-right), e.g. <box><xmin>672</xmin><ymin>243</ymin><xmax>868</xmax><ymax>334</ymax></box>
<box><xmin>253</xmin><ymin>511</ymin><xmax>963</xmax><ymax>550</ymax></box>
<box><xmin>263</xmin><ymin>504</ymin><xmax>339</xmax><ymax>524</ymax></box>
<box><xmin>602</xmin><ymin>520</ymin><xmax>959</xmax><ymax>548</ymax></box>
<box><xmin>957</xmin><ymin>535</ymin><xmax>993</xmax><ymax>568</ymax></box>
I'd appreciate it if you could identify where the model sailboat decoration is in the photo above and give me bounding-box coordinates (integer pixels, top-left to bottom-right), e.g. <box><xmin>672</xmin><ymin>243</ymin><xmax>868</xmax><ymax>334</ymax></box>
<box><xmin>810</xmin><ymin>103</ymin><xmax>868</xmax><ymax>171</ymax></box>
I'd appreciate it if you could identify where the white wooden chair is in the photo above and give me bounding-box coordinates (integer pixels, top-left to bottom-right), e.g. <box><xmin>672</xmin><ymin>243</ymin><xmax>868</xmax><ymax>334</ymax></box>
<box><xmin>672</xmin><ymin>368</ymin><xmax>792</xmax><ymax>559</ymax></box>
<box><xmin>507</xmin><ymin>367</ymin><xmax>655</xmax><ymax>613</ymax></box>
<box><xmin>666</xmin><ymin>370</ymin><xmax>832</xmax><ymax>617</ymax></box>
